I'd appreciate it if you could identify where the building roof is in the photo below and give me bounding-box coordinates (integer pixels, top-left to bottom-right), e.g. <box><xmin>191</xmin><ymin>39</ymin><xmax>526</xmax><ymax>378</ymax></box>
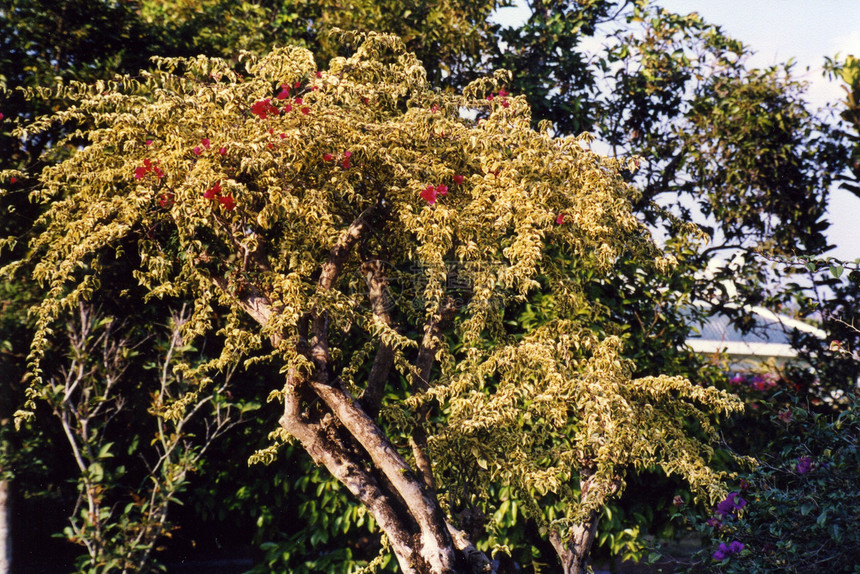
<box><xmin>687</xmin><ymin>305</ymin><xmax>825</xmax><ymax>367</ymax></box>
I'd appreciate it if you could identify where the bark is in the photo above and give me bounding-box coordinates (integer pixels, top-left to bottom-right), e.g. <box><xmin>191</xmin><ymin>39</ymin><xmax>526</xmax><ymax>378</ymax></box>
<box><xmin>549</xmin><ymin>513</ymin><xmax>600</xmax><ymax>574</ymax></box>
<box><xmin>549</xmin><ymin>475</ymin><xmax>622</xmax><ymax>574</ymax></box>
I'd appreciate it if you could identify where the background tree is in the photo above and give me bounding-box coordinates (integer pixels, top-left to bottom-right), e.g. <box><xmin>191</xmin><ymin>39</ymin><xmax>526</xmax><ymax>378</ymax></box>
<box><xmin>2</xmin><ymin>35</ymin><xmax>744</xmax><ymax>573</ymax></box>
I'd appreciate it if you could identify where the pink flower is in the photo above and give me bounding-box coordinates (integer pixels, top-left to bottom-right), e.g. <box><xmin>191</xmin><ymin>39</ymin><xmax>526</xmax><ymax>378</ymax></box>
<box><xmin>344</xmin><ymin>151</ymin><xmax>352</xmax><ymax>159</ymax></box>
<box><xmin>420</xmin><ymin>185</ymin><xmax>438</xmax><ymax>204</ymax></box>
<box><xmin>501</xmin><ymin>100</ymin><xmax>510</xmax><ymax>108</ymax></box>
<box><xmin>145</xmin><ymin>139</ymin><xmax>152</xmax><ymax>146</ymax></box>
<box><xmin>0</xmin><ymin>113</ymin><xmax>4</xmax><ymax>120</ymax></box>
<box><xmin>487</xmin><ymin>94</ymin><xmax>494</xmax><ymax>101</ymax></box>
<box><xmin>431</xmin><ymin>104</ymin><xmax>440</xmax><ymax>113</ymax></box>
<box><xmin>276</xmin><ymin>85</ymin><xmax>290</xmax><ymax>100</ymax></box>
<box><xmin>453</xmin><ymin>175</ymin><xmax>465</xmax><ymax>185</ymax></box>
<box><xmin>219</xmin><ymin>147</ymin><xmax>227</xmax><ymax>156</ymax></box>
<box><xmin>194</xmin><ymin>146</ymin><xmax>202</xmax><ymax>155</ymax></box>
<box><xmin>201</xmin><ymin>138</ymin><xmax>210</xmax><ymax>149</ymax></box>
<box><xmin>556</xmin><ymin>213</ymin><xmax>565</xmax><ymax>225</ymax></box>
<box><xmin>498</xmin><ymin>89</ymin><xmax>509</xmax><ymax>98</ymax></box>
<box><xmin>316</xmin><ymin>71</ymin><xmax>322</xmax><ymax>78</ymax></box>
<box><xmin>436</xmin><ymin>184</ymin><xmax>448</xmax><ymax>196</ymax></box>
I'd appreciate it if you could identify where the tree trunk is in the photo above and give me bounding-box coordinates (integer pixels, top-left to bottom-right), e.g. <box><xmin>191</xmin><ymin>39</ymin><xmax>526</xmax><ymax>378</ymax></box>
<box><xmin>217</xmin><ymin>200</ymin><xmax>494</xmax><ymax>573</ymax></box>
<box><xmin>549</xmin><ymin>512</ymin><xmax>600</xmax><ymax>574</ymax></box>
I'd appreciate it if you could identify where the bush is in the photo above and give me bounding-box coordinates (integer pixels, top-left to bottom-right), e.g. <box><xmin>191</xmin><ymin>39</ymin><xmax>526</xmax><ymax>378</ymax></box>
<box><xmin>692</xmin><ymin>392</ymin><xmax>860</xmax><ymax>573</ymax></box>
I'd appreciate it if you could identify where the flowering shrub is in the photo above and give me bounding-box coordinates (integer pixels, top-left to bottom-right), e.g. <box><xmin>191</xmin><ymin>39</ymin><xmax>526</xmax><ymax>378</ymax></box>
<box><xmin>689</xmin><ymin>393</ymin><xmax>860</xmax><ymax>573</ymax></box>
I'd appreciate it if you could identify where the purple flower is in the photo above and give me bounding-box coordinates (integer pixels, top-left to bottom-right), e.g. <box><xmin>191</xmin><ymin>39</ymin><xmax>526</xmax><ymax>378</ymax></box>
<box><xmin>706</xmin><ymin>517</ymin><xmax>722</xmax><ymax>529</ymax></box>
<box><xmin>716</xmin><ymin>492</ymin><xmax>746</xmax><ymax>516</ymax></box>
<box><xmin>795</xmin><ymin>456</ymin><xmax>813</xmax><ymax>474</ymax></box>
<box><xmin>712</xmin><ymin>540</ymin><xmax>744</xmax><ymax>561</ymax></box>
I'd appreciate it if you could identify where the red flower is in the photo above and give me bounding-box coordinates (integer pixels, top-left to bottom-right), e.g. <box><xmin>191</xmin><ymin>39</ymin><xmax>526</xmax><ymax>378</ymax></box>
<box><xmin>294</xmin><ymin>97</ymin><xmax>303</xmax><ymax>105</ymax></box>
<box><xmin>294</xmin><ymin>81</ymin><xmax>301</xmax><ymax>89</ymax></box>
<box><xmin>145</xmin><ymin>139</ymin><xmax>152</xmax><ymax>146</ymax></box>
<box><xmin>268</xmin><ymin>128</ymin><xmax>274</xmax><ymax>134</ymax></box>
<box><xmin>134</xmin><ymin>159</ymin><xmax>164</xmax><ymax>180</ymax></box>
<box><xmin>301</xmin><ymin>107</ymin><xmax>310</xmax><ymax>115</ymax></box>
<box><xmin>219</xmin><ymin>147</ymin><xmax>227</xmax><ymax>156</ymax></box>
<box><xmin>501</xmin><ymin>100</ymin><xmax>510</xmax><ymax>108</ymax></box>
<box><xmin>284</xmin><ymin>104</ymin><xmax>293</xmax><ymax>113</ymax></box>
<box><xmin>341</xmin><ymin>159</ymin><xmax>351</xmax><ymax>169</ymax></box>
<box><xmin>193</xmin><ymin>146</ymin><xmax>202</xmax><ymax>155</ymax></box>
<box><xmin>0</xmin><ymin>113</ymin><xmax>4</xmax><ymax>120</ymax></box>
<box><xmin>420</xmin><ymin>185</ymin><xmax>438</xmax><ymax>204</ymax></box>
<box><xmin>218</xmin><ymin>194</ymin><xmax>236</xmax><ymax>211</ymax></box>
<box><xmin>487</xmin><ymin>94</ymin><xmax>494</xmax><ymax>101</ymax></box>
<box><xmin>10</xmin><ymin>177</ymin><xmax>17</xmax><ymax>184</ymax></box>
<box><xmin>276</xmin><ymin>85</ymin><xmax>290</xmax><ymax>100</ymax></box>
<box><xmin>316</xmin><ymin>71</ymin><xmax>322</xmax><ymax>78</ymax></box>
<box><xmin>279</xmin><ymin>133</ymin><xmax>287</xmax><ymax>139</ymax></box>
<box><xmin>436</xmin><ymin>184</ymin><xmax>448</xmax><ymax>196</ymax></box>
<box><xmin>159</xmin><ymin>193</ymin><xmax>175</xmax><ymax>208</ymax></box>
<box><xmin>453</xmin><ymin>175</ymin><xmax>465</xmax><ymax>185</ymax></box>
<box><xmin>431</xmin><ymin>104</ymin><xmax>440</xmax><ymax>113</ymax></box>
<box><xmin>251</xmin><ymin>98</ymin><xmax>279</xmax><ymax>119</ymax></box>
<box><xmin>201</xmin><ymin>138</ymin><xmax>210</xmax><ymax>149</ymax></box>
<box><xmin>203</xmin><ymin>181</ymin><xmax>222</xmax><ymax>199</ymax></box>
<box><xmin>556</xmin><ymin>213</ymin><xmax>565</xmax><ymax>225</ymax></box>
<box><xmin>498</xmin><ymin>89</ymin><xmax>508</xmax><ymax>98</ymax></box>
<box><xmin>344</xmin><ymin>151</ymin><xmax>352</xmax><ymax>159</ymax></box>
<box><xmin>267</xmin><ymin>143</ymin><xmax>274</xmax><ymax>149</ymax></box>
<box><xmin>323</xmin><ymin>153</ymin><xmax>333</xmax><ymax>162</ymax></box>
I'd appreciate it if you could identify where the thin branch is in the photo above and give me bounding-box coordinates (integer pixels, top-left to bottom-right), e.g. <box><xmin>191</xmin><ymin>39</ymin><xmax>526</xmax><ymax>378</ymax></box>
<box><xmin>359</xmin><ymin>259</ymin><xmax>396</xmax><ymax>417</ymax></box>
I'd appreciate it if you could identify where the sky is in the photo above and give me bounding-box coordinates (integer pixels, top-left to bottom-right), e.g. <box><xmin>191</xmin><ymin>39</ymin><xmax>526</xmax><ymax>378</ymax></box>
<box><xmin>494</xmin><ymin>1</ymin><xmax>860</xmax><ymax>261</ymax></box>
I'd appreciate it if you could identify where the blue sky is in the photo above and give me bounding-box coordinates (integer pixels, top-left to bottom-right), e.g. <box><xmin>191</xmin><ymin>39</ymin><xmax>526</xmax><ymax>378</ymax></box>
<box><xmin>494</xmin><ymin>1</ymin><xmax>860</xmax><ymax>260</ymax></box>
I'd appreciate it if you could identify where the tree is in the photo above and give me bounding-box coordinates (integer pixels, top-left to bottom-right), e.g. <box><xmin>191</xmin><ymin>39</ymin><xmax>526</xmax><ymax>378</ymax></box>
<box><xmin>1</xmin><ymin>35</ymin><xmax>744</xmax><ymax>573</ymax></box>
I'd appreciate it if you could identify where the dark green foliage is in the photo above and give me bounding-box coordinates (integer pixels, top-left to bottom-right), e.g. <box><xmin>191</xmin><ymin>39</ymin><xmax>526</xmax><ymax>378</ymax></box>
<box><xmin>692</xmin><ymin>394</ymin><xmax>860</xmax><ymax>573</ymax></box>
